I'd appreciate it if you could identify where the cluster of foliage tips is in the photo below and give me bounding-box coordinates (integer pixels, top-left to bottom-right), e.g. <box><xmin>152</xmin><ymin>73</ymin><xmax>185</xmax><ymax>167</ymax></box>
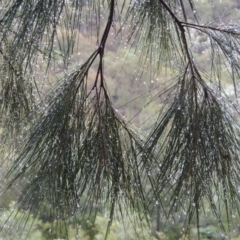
<box><xmin>1</xmin><ymin>0</ymin><xmax>240</xmax><ymax>239</ymax></box>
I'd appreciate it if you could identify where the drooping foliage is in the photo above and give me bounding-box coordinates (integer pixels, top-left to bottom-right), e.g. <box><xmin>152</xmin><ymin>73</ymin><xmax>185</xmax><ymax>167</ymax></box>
<box><xmin>1</xmin><ymin>0</ymin><xmax>240</xmax><ymax>239</ymax></box>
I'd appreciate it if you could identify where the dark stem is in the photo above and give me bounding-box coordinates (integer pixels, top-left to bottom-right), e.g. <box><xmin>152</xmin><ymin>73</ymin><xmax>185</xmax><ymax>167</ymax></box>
<box><xmin>92</xmin><ymin>0</ymin><xmax>115</xmax><ymax>88</ymax></box>
<box><xmin>99</xmin><ymin>0</ymin><xmax>115</xmax><ymax>50</ymax></box>
<box><xmin>158</xmin><ymin>0</ymin><xmax>194</xmax><ymax>74</ymax></box>
<box><xmin>182</xmin><ymin>21</ymin><xmax>240</xmax><ymax>35</ymax></box>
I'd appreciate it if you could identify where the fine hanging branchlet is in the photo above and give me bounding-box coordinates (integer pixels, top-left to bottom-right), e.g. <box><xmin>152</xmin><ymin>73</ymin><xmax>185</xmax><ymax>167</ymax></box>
<box><xmin>2</xmin><ymin>0</ymin><xmax>240</xmax><ymax>239</ymax></box>
<box><xmin>0</xmin><ymin>0</ymin><xmax>107</xmax><ymax>67</ymax></box>
<box><xmin>124</xmin><ymin>0</ymin><xmax>181</xmax><ymax>68</ymax></box>
<box><xmin>0</xmin><ymin>52</ymin><xmax>35</xmax><ymax>138</ymax></box>
<box><xmin>1</xmin><ymin>0</ymin><xmax>151</xmax><ymax>238</ymax></box>
<box><xmin>0</xmin><ymin>0</ymin><xmax>111</xmax><ymax>134</ymax></box>
<box><xmin>144</xmin><ymin>64</ymin><xmax>240</xmax><ymax>236</ymax></box>
<box><xmin>1</xmin><ymin>55</ymin><xmax>150</xmax><ymax>240</ymax></box>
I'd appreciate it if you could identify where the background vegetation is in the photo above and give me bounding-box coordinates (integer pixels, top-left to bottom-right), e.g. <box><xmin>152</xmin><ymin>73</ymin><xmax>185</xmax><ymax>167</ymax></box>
<box><xmin>1</xmin><ymin>0</ymin><xmax>240</xmax><ymax>239</ymax></box>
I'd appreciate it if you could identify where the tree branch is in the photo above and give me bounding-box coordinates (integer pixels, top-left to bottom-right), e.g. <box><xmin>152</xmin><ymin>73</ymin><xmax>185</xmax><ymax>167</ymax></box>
<box><xmin>158</xmin><ymin>0</ymin><xmax>194</xmax><ymax>74</ymax></box>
